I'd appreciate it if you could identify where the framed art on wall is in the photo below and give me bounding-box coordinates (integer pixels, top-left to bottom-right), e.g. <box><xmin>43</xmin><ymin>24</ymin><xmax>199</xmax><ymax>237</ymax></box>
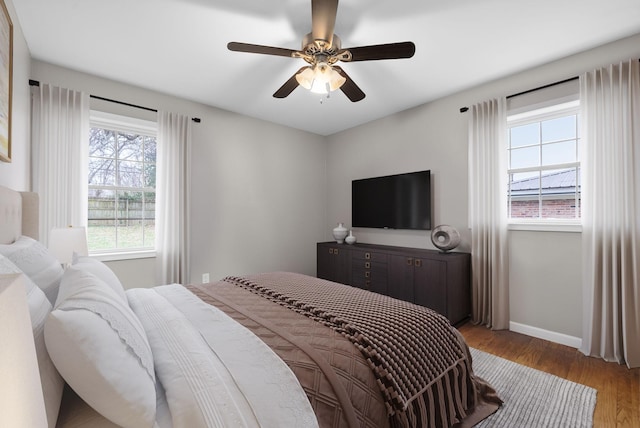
<box><xmin>0</xmin><ymin>0</ymin><xmax>12</xmax><ymax>163</ymax></box>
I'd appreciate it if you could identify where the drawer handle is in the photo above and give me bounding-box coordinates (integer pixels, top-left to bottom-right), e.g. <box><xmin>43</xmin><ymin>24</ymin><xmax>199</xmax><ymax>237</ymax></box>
<box><xmin>365</xmin><ymin>252</ymin><xmax>371</xmax><ymax>260</ymax></box>
<box><xmin>365</xmin><ymin>262</ymin><xmax>370</xmax><ymax>269</ymax></box>
<box><xmin>365</xmin><ymin>280</ymin><xmax>371</xmax><ymax>287</ymax></box>
<box><xmin>406</xmin><ymin>258</ymin><xmax>413</xmax><ymax>265</ymax></box>
<box><xmin>334</xmin><ymin>248</ymin><xmax>339</xmax><ymax>255</ymax></box>
<box><xmin>329</xmin><ymin>248</ymin><xmax>334</xmax><ymax>254</ymax></box>
<box><xmin>414</xmin><ymin>259</ymin><xmax>422</xmax><ymax>267</ymax></box>
<box><xmin>365</xmin><ymin>271</ymin><xmax>370</xmax><ymax>278</ymax></box>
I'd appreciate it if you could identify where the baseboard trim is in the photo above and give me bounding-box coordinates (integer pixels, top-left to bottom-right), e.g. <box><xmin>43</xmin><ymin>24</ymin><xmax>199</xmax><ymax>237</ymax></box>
<box><xmin>509</xmin><ymin>321</ymin><xmax>582</xmax><ymax>349</ymax></box>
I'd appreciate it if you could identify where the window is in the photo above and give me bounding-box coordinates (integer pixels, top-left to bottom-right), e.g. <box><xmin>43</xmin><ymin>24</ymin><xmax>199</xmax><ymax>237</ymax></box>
<box><xmin>88</xmin><ymin>112</ymin><xmax>157</xmax><ymax>255</ymax></box>
<box><xmin>507</xmin><ymin>100</ymin><xmax>581</xmax><ymax>224</ymax></box>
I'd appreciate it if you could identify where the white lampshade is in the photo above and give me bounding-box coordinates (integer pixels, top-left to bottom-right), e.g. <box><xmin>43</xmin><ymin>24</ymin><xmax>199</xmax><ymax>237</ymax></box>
<box><xmin>48</xmin><ymin>226</ymin><xmax>89</xmax><ymax>265</ymax></box>
<box><xmin>296</xmin><ymin>63</ymin><xmax>346</xmax><ymax>94</ymax></box>
<box><xmin>0</xmin><ymin>274</ymin><xmax>48</xmax><ymax>428</ymax></box>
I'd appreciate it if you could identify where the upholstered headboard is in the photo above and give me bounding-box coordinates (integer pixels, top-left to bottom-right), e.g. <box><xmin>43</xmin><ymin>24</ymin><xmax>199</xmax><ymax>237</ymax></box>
<box><xmin>0</xmin><ymin>185</ymin><xmax>39</xmax><ymax>244</ymax></box>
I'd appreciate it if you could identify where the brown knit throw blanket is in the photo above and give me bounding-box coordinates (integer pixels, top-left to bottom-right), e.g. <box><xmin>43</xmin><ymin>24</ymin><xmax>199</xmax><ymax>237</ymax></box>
<box><xmin>222</xmin><ymin>273</ymin><xmax>470</xmax><ymax>416</ymax></box>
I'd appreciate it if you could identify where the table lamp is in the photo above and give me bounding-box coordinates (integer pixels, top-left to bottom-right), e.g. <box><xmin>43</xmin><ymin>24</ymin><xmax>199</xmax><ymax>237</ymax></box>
<box><xmin>48</xmin><ymin>226</ymin><xmax>89</xmax><ymax>266</ymax></box>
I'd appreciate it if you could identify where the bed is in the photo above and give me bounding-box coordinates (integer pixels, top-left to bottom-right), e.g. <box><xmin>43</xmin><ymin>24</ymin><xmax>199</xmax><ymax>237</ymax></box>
<box><xmin>0</xmin><ymin>184</ymin><xmax>500</xmax><ymax>428</ymax></box>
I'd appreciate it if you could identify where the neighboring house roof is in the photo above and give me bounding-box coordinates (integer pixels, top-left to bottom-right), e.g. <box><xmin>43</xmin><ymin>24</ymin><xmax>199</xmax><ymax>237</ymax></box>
<box><xmin>510</xmin><ymin>169</ymin><xmax>579</xmax><ymax>197</ymax></box>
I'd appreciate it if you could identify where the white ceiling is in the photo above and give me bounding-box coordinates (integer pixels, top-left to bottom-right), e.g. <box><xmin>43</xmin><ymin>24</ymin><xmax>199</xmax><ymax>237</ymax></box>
<box><xmin>12</xmin><ymin>0</ymin><xmax>640</xmax><ymax>135</ymax></box>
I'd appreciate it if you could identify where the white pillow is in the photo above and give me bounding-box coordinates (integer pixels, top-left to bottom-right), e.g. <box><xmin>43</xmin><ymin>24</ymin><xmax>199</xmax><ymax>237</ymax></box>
<box><xmin>0</xmin><ymin>236</ymin><xmax>64</xmax><ymax>305</ymax></box>
<box><xmin>71</xmin><ymin>254</ymin><xmax>127</xmax><ymax>302</ymax></box>
<box><xmin>45</xmin><ymin>267</ymin><xmax>156</xmax><ymax>428</ymax></box>
<box><xmin>0</xmin><ymin>254</ymin><xmax>64</xmax><ymax>428</ymax></box>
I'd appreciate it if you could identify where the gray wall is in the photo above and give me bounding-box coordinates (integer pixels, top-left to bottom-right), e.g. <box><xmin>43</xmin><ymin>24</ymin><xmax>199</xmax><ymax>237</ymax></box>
<box><xmin>3</xmin><ymin>0</ymin><xmax>639</xmax><ymax>346</ymax></box>
<box><xmin>2</xmin><ymin>0</ymin><xmax>329</xmax><ymax>288</ymax></box>
<box><xmin>28</xmin><ymin>61</ymin><xmax>327</xmax><ymax>288</ymax></box>
<box><xmin>0</xmin><ymin>0</ymin><xmax>31</xmax><ymax>190</ymax></box>
<box><xmin>325</xmin><ymin>33</ymin><xmax>640</xmax><ymax>343</ymax></box>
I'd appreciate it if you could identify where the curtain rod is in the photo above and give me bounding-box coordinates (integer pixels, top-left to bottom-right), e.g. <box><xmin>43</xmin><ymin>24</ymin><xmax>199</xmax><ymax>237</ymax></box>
<box><xmin>460</xmin><ymin>58</ymin><xmax>640</xmax><ymax>113</ymax></box>
<box><xmin>458</xmin><ymin>76</ymin><xmax>579</xmax><ymax>113</ymax></box>
<box><xmin>29</xmin><ymin>79</ymin><xmax>201</xmax><ymax>123</ymax></box>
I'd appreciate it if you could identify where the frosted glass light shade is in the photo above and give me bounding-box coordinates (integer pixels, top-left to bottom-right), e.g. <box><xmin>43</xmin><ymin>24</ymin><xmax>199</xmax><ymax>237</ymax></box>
<box><xmin>48</xmin><ymin>226</ymin><xmax>88</xmax><ymax>265</ymax></box>
<box><xmin>0</xmin><ymin>274</ymin><xmax>48</xmax><ymax>428</ymax></box>
<box><xmin>296</xmin><ymin>64</ymin><xmax>346</xmax><ymax>94</ymax></box>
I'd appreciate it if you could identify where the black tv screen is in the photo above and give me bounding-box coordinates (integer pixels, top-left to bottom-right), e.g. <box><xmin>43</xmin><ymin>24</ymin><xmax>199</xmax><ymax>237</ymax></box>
<box><xmin>352</xmin><ymin>170</ymin><xmax>431</xmax><ymax>230</ymax></box>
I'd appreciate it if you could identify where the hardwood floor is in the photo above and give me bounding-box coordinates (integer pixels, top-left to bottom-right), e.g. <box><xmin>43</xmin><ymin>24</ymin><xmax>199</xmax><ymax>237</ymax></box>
<box><xmin>458</xmin><ymin>322</ymin><xmax>640</xmax><ymax>428</ymax></box>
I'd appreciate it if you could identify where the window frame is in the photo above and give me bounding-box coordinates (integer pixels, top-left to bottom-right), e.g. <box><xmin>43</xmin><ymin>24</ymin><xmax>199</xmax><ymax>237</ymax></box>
<box><xmin>506</xmin><ymin>100</ymin><xmax>582</xmax><ymax>232</ymax></box>
<box><xmin>88</xmin><ymin>111</ymin><xmax>158</xmax><ymax>260</ymax></box>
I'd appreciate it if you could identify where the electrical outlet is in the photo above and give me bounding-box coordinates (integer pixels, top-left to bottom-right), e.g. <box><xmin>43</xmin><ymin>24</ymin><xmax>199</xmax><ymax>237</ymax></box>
<box><xmin>202</xmin><ymin>273</ymin><xmax>210</xmax><ymax>283</ymax></box>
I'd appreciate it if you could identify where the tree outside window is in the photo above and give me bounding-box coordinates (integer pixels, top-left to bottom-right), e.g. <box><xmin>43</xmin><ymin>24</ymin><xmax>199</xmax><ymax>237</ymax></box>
<box><xmin>88</xmin><ymin>113</ymin><xmax>156</xmax><ymax>253</ymax></box>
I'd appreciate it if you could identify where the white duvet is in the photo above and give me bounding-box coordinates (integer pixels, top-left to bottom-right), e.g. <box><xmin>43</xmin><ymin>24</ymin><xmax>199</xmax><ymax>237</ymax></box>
<box><xmin>123</xmin><ymin>284</ymin><xmax>318</xmax><ymax>428</ymax></box>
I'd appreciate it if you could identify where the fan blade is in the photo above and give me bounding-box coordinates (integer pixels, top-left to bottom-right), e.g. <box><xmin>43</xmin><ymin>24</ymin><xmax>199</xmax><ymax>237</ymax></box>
<box><xmin>227</xmin><ymin>42</ymin><xmax>297</xmax><ymax>58</ymax></box>
<box><xmin>343</xmin><ymin>41</ymin><xmax>416</xmax><ymax>62</ymax></box>
<box><xmin>311</xmin><ymin>0</ymin><xmax>338</xmax><ymax>46</ymax></box>
<box><xmin>273</xmin><ymin>67</ymin><xmax>307</xmax><ymax>98</ymax></box>
<box><xmin>333</xmin><ymin>66</ymin><xmax>365</xmax><ymax>102</ymax></box>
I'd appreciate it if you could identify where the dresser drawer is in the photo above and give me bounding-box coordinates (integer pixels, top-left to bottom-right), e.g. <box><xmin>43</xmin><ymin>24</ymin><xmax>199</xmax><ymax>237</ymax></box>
<box><xmin>351</xmin><ymin>250</ymin><xmax>387</xmax><ymax>264</ymax></box>
<box><xmin>351</xmin><ymin>273</ymin><xmax>387</xmax><ymax>294</ymax></box>
<box><xmin>352</xmin><ymin>259</ymin><xmax>387</xmax><ymax>272</ymax></box>
<box><xmin>352</xmin><ymin>257</ymin><xmax>388</xmax><ymax>294</ymax></box>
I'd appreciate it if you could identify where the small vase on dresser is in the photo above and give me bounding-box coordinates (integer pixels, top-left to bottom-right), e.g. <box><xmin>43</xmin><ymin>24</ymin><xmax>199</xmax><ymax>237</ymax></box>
<box><xmin>345</xmin><ymin>230</ymin><xmax>357</xmax><ymax>245</ymax></box>
<box><xmin>332</xmin><ymin>223</ymin><xmax>348</xmax><ymax>243</ymax></box>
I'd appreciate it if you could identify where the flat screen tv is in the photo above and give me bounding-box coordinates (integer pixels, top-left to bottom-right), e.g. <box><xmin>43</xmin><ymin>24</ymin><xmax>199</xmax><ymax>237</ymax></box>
<box><xmin>352</xmin><ymin>170</ymin><xmax>431</xmax><ymax>230</ymax></box>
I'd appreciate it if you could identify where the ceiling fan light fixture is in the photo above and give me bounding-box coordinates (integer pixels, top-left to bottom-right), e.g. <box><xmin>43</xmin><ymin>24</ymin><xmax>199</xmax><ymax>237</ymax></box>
<box><xmin>295</xmin><ymin>63</ymin><xmax>346</xmax><ymax>95</ymax></box>
<box><xmin>295</xmin><ymin>67</ymin><xmax>315</xmax><ymax>90</ymax></box>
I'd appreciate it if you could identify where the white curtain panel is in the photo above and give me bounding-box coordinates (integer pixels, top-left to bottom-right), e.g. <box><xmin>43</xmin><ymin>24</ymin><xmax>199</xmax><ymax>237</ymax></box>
<box><xmin>31</xmin><ymin>84</ymin><xmax>89</xmax><ymax>246</ymax></box>
<box><xmin>468</xmin><ymin>98</ymin><xmax>510</xmax><ymax>330</ymax></box>
<box><xmin>580</xmin><ymin>59</ymin><xmax>640</xmax><ymax>368</ymax></box>
<box><xmin>156</xmin><ymin>111</ymin><xmax>191</xmax><ymax>285</ymax></box>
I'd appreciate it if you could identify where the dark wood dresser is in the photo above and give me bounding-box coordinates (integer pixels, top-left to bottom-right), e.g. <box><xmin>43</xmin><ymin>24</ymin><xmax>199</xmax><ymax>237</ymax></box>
<box><xmin>317</xmin><ymin>242</ymin><xmax>471</xmax><ymax>325</ymax></box>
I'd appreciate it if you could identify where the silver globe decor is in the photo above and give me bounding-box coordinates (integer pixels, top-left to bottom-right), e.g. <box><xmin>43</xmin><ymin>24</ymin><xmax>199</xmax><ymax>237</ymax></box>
<box><xmin>431</xmin><ymin>225</ymin><xmax>461</xmax><ymax>252</ymax></box>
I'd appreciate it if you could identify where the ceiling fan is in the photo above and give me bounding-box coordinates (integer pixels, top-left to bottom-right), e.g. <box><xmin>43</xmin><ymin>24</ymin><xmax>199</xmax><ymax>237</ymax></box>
<box><xmin>227</xmin><ymin>0</ymin><xmax>416</xmax><ymax>102</ymax></box>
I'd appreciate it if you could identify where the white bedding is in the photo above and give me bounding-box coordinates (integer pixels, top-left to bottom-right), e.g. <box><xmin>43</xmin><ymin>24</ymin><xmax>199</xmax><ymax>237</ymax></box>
<box><xmin>0</xmin><ymin>186</ymin><xmax>318</xmax><ymax>427</ymax></box>
<box><xmin>125</xmin><ymin>284</ymin><xmax>318</xmax><ymax>428</ymax></box>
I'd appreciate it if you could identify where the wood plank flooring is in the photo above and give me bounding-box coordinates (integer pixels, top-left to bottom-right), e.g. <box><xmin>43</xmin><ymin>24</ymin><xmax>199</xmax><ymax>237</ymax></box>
<box><xmin>458</xmin><ymin>322</ymin><xmax>640</xmax><ymax>428</ymax></box>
